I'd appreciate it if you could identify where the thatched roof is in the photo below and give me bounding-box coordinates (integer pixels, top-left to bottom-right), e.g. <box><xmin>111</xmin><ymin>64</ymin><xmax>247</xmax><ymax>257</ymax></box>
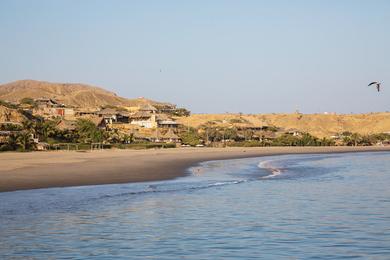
<box><xmin>162</xmin><ymin>129</ymin><xmax>180</xmax><ymax>140</ymax></box>
<box><xmin>130</xmin><ymin>111</ymin><xmax>153</xmax><ymax>119</ymax></box>
<box><xmin>139</xmin><ymin>104</ymin><xmax>157</xmax><ymax>112</ymax></box>
<box><xmin>97</xmin><ymin>108</ymin><xmax>117</xmax><ymax>115</ymax></box>
<box><xmin>156</xmin><ymin>113</ymin><xmax>169</xmax><ymax>121</ymax></box>
<box><xmin>128</xmin><ymin>129</ymin><xmax>151</xmax><ymax>140</ymax></box>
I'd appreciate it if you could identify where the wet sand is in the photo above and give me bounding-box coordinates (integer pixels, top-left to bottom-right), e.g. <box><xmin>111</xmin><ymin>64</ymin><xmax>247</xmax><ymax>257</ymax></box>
<box><xmin>1</xmin><ymin>146</ymin><xmax>389</xmax><ymax>192</ymax></box>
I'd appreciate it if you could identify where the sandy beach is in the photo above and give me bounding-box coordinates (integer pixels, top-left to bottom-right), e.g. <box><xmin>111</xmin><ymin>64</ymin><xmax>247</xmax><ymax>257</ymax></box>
<box><xmin>1</xmin><ymin>146</ymin><xmax>390</xmax><ymax>192</ymax></box>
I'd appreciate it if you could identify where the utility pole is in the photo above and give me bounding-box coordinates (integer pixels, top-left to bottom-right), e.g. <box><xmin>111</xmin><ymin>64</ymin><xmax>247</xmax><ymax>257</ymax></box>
<box><xmin>206</xmin><ymin>128</ymin><xmax>209</xmax><ymax>145</ymax></box>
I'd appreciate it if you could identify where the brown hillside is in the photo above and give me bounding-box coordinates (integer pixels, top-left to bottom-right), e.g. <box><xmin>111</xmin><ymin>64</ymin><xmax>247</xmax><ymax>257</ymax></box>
<box><xmin>176</xmin><ymin>113</ymin><xmax>390</xmax><ymax>138</ymax></box>
<box><xmin>0</xmin><ymin>80</ymin><xmax>170</xmax><ymax>108</ymax></box>
<box><xmin>0</xmin><ymin>105</ymin><xmax>27</xmax><ymax>123</ymax></box>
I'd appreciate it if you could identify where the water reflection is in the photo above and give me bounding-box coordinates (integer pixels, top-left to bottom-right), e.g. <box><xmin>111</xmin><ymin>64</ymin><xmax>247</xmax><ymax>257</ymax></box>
<box><xmin>1</xmin><ymin>152</ymin><xmax>390</xmax><ymax>259</ymax></box>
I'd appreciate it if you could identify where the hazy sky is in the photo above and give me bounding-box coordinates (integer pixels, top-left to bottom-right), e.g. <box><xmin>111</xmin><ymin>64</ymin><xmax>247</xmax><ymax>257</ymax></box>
<box><xmin>0</xmin><ymin>0</ymin><xmax>389</xmax><ymax>114</ymax></box>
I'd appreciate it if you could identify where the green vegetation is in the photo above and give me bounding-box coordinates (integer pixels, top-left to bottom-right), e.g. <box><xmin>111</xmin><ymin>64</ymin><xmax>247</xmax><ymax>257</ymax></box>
<box><xmin>229</xmin><ymin>118</ymin><xmax>249</xmax><ymax>124</ymax></box>
<box><xmin>271</xmin><ymin>133</ymin><xmax>335</xmax><ymax>146</ymax></box>
<box><xmin>75</xmin><ymin>119</ymin><xmax>105</xmax><ymax>143</ymax></box>
<box><xmin>170</xmin><ymin>108</ymin><xmax>191</xmax><ymax>117</ymax></box>
<box><xmin>179</xmin><ymin>128</ymin><xmax>202</xmax><ymax>146</ymax></box>
<box><xmin>0</xmin><ymin>99</ymin><xmax>18</xmax><ymax>109</ymax></box>
<box><xmin>0</xmin><ymin>131</ymin><xmax>36</xmax><ymax>152</ymax></box>
<box><xmin>2</xmin><ymin>100</ymin><xmax>390</xmax><ymax>151</ymax></box>
<box><xmin>20</xmin><ymin>97</ymin><xmax>37</xmax><ymax>107</ymax></box>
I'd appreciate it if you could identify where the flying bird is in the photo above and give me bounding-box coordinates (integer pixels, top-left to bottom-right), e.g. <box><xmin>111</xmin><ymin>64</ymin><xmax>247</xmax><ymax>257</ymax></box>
<box><xmin>368</xmin><ymin>81</ymin><xmax>381</xmax><ymax>92</ymax></box>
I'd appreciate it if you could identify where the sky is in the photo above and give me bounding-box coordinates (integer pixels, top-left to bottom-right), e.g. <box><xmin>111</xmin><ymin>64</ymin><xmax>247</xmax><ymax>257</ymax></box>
<box><xmin>0</xmin><ymin>0</ymin><xmax>389</xmax><ymax>114</ymax></box>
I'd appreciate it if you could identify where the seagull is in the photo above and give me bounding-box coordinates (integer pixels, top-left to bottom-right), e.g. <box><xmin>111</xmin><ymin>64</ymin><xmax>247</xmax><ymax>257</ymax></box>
<box><xmin>368</xmin><ymin>81</ymin><xmax>381</xmax><ymax>92</ymax></box>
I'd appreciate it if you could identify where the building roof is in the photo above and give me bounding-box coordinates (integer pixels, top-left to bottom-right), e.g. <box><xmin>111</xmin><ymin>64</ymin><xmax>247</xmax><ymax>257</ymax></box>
<box><xmin>97</xmin><ymin>108</ymin><xmax>117</xmax><ymax>115</ymax></box>
<box><xmin>131</xmin><ymin>131</ymin><xmax>150</xmax><ymax>140</ymax></box>
<box><xmin>162</xmin><ymin>129</ymin><xmax>180</xmax><ymax>140</ymax></box>
<box><xmin>156</xmin><ymin>113</ymin><xmax>170</xmax><ymax>121</ymax></box>
<box><xmin>139</xmin><ymin>104</ymin><xmax>157</xmax><ymax>112</ymax></box>
<box><xmin>130</xmin><ymin>111</ymin><xmax>153</xmax><ymax>119</ymax></box>
<box><xmin>158</xmin><ymin>120</ymin><xmax>179</xmax><ymax>125</ymax></box>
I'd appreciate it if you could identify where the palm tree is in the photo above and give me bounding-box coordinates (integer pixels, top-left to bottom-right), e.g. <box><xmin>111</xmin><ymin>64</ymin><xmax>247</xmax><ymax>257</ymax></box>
<box><xmin>350</xmin><ymin>133</ymin><xmax>362</xmax><ymax>146</ymax></box>
<box><xmin>75</xmin><ymin>119</ymin><xmax>105</xmax><ymax>143</ymax></box>
<box><xmin>22</xmin><ymin>120</ymin><xmax>34</xmax><ymax>132</ymax></box>
<box><xmin>16</xmin><ymin>131</ymin><xmax>35</xmax><ymax>151</ymax></box>
<box><xmin>34</xmin><ymin>120</ymin><xmax>57</xmax><ymax>141</ymax></box>
<box><xmin>6</xmin><ymin>133</ymin><xmax>19</xmax><ymax>150</ymax></box>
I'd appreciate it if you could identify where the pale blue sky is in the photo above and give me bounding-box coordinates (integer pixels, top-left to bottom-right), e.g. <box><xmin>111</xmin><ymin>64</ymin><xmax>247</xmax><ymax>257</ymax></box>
<box><xmin>0</xmin><ymin>0</ymin><xmax>389</xmax><ymax>113</ymax></box>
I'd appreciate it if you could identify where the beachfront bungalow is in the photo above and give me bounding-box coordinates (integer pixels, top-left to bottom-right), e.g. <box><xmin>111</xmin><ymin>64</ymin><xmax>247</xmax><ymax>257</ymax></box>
<box><xmin>156</xmin><ymin>114</ymin><xmax>179</xmax><ymax>128</ymax></box>
<box><xmin>74</xmin><ymin>109</ymin><xmax>98</xmax><ymax>117</ymax></box>
<box><xmin>56</xmin><ymin>117</ymin><xmax>106</xmax><ymax>131</ymax></box>
<box><xmin>285</xmin><ymin>128</ymin><xmax>303</xmax><ymax>137</ymax></box>
<box><xmin>130</xmin><ymin>131</ymin><xmax>151</xmax><ymax>142</ymax></box>
<box><xmin>97</xmin><ymin>108</ymin><xmax>118</xmax><ymax>124</ymax></box>
<box><xmin>129</xmin><ymin>111</ymin><xmax>158</xmax><ymax>128</ymax></box>
<box><xmin>158</xmin><ymin>119</ymin><xmax>179</xmax><ymax>128</ymax></box>
<box><xmin>35</xmin><ymin>98</ymin><xmax>63</xmax><ymax>108</ymax></box>
<box><xmin>129</xmin><ymin>112</ymin><xmax>180</xmax><ymax>129</ymax></box>
<box><xmin>160</xmin><ymin>129</ymin><xmax>181</xmax><ymax>143</ymax></box>
<box><xmin>97</xmin><ymin>108</ymin><xmax>130</xmax><ymax>124</ymax></box>
<box><xmin>32</xmin><ymin>98</ymin><xmax>75</xmax><ymax>119</ymax></box>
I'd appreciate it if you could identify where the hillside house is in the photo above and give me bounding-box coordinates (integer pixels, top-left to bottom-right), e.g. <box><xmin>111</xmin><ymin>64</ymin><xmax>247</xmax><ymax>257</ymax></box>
<box><xmin>97</xmin><ymin>108</ymin><xmax>130</xmax><ymax>124</ymax></box>
<box><xmin>160</xmin><ymin>129</ymin><xmax>181</xmax><ymax>143</ymax></box>
<box><xmin>285</xmin><ymin>128</ymin><xmax>303</xmax><ymax>137</ymax></box>
<box><xmin>35</xmin><ymin>98</ymin><xmax>63</xmax><ymax>108</ymax></box>
<box><xmin>158</xmin><ymin>119</ymin><xmax>179</xmax><ymax>128</ymax></box>
<box><xmin>129</xmin><ymin>111</ymin><xmax>157</xmax><ymax>128</ymax></box>
<box><xmin>33</xmin><ymin>98</ymin><xmax>74</xmax><ymax>119</ymax></box>
<box><xmin>56</xmin><ymin>117</ymin><xmax>106</xmax><ymax>131</ymax></box>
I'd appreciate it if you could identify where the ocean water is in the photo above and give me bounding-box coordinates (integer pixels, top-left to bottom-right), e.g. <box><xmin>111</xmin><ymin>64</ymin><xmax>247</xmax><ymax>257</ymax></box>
<box><xmin>1</xmin><ymin>152</ymin><xmax>390</xmax><ymax>259</ymax></box>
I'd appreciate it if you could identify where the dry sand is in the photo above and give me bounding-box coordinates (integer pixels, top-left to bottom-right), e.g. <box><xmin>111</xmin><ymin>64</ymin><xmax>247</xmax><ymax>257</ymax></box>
<box><xmin>1</xmin><ymin>146</ymin><xmax>390</xmax><ymax>192</ymax></box>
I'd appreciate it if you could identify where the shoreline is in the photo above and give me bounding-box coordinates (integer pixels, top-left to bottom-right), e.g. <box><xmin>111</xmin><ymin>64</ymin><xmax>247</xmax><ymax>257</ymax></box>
<box><xmin>1</xmin><ymin>146</ymin><xmax>390</xmax><ymax>193</ymax></box>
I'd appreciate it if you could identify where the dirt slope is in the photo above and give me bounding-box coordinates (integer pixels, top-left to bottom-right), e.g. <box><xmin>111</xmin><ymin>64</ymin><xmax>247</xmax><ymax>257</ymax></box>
<box><xmin>176</xmin><ymin>113</ymin><xmax>390</xmax><ymax>137</ymax></box>
<box><xmin>0</xmin><ymin>80</ymin><xmax>169</xmax><ymax>108</ymax></box>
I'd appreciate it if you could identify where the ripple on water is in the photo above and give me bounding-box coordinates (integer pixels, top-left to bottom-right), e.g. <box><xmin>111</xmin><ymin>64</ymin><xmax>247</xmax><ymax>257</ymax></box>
<box><xmin>1</xmin><ymin>152</ymin><xmax>390</xmax><ymax>259</ymax></box>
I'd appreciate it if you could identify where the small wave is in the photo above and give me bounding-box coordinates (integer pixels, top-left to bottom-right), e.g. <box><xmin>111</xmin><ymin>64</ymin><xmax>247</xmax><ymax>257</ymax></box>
<box><xmin>95</xmin><ymin>180</ymin><xmax>245</xmax><ymax>200</ymax></box>
<box><xmin>258</xmin><ymin>160</ymin><xmax>285</xmax><ymax>179</ymax></box>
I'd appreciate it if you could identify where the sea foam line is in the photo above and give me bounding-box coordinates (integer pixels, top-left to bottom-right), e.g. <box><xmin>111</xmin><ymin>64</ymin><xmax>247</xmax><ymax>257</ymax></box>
<box><xmin>258</xmin><ymin>160</ymin><xmax>284</xmax><ymax>179</ymax></box>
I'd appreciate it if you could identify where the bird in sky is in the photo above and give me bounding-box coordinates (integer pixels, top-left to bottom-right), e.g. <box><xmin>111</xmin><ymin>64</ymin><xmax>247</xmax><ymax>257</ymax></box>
<box><xmin>368</xmin><ymin>81</ymin><xmax>381</xmax><ymax>92</ymax></box>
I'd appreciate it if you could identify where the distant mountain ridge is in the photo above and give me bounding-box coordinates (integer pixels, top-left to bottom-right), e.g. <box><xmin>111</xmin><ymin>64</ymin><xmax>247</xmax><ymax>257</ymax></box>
<box><xmin>0</xmin><ymin>80</ymin><xmax>170</xmax><ymax>108</ymax></box>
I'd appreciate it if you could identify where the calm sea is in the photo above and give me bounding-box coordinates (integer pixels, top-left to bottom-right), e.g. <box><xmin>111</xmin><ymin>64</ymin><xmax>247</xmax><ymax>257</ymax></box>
<box><xmin>1</xmin><ymin>152</ymin><xmax>390</xmax><ymax>259</ymax></box>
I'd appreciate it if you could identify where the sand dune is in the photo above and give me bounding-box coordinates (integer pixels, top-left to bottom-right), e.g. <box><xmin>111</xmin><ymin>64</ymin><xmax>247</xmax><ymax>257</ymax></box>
<box><xmin>176</xmin><ymin>113</ymin><xmax>390</xmax><ymax>137</ymax></box>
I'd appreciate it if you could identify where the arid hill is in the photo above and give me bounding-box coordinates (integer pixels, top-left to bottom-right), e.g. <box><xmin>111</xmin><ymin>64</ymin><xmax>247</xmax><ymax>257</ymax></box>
<box><xmin>176</xmin><ymin>113</ymin><xmax>390</xmax><ymax>138</ymax></box>
<box><xmin>0</xmin><ymin>80</ymin><xmax>170</xmax><ymax>108</ymax></box>
<box><xmin>0</xmin><ymin>105</ymin><xmax>27</xmax><ymax>123</ymax></box>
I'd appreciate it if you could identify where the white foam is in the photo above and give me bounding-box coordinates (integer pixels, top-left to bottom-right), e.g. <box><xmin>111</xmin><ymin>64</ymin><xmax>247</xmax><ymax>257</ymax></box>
<box><xmin>258</xmin><ymin>160</ymin><xmax>284</xmax><ymax>179</ymax></box>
